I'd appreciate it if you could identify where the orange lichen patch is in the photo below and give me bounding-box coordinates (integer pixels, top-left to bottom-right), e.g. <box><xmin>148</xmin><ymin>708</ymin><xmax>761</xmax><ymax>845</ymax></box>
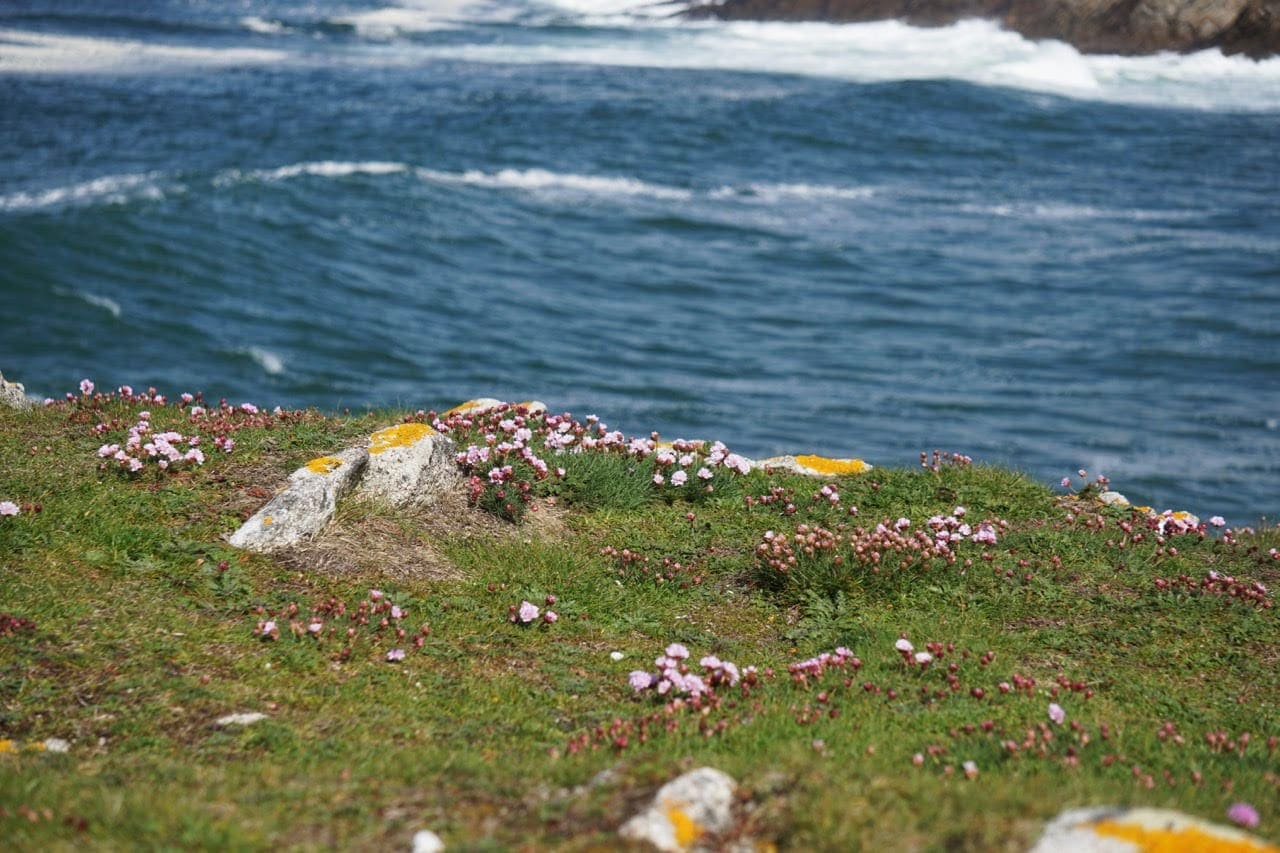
<box><xmin>664</xmin><ymin>804</ymin><xmax>704</xmax><ymax>848</ymax></box>
<box><xmin>1091</xmin><ymin>818</ymin><xmax>1277</xmax><ymax>853</ymax></box>
<box><xmin>305</xmin><ymin>455</ymin><xmax>344</xmax><ymax>475</ymax></box>
<box><xmin>794</xmin><ymin>455</ymin><xmax>870</xmax><ymax>476</ymax></box>
<box><xmin>369</xmin><ymin>423</ymin><xmax>434</xmax><ymax>455</ymax></box>
<box><xmin>263</xmin><ymin>516</ymin><xmax>274</xmax><ymax>526</ymax></box>
<box><xmin>0</xmin><ymin>739</ymin><xmax>15</xmax><ymax>754</ymax></box>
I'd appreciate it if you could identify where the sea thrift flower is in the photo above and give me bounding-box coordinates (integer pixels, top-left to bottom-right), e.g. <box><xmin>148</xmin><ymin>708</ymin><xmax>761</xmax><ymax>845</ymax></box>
<box><xmin>1209</xmin><ymin>516</ymin><xmax>1226</xmax><ymax>527</ymax></box>
<box><xmin>1060</xmin><ymin>477</ymin><xmax>1071</xmax><ymax>488</ymax></box>
<box><xmin>671</xmin><ymin>470</ymin><xmax>688</xmax><ymax>487</ymax></box>
<box><xmin>386</xmin><ymin>648</ymin><xmax>405</xmax><ymax>662</ymax></box>
<box><xmin>518</xmin><ymin>601</ymin><xmax>539</xmax><ymax>623</ymax></box>
<box><xmin>79</xmin><ymin>379</ymin><xmax>94</xmax><ymax>395</ymax></box>
<box><xmin>370</xmin><ymin>589</ymin><xmax>384</xmax><ymax>601</ymax></box>
<box><xmin>629</xmin><ymin>671</ymin><xmax>654</xmax><ymax>691</ymax></box>
<box><xmin>259</xmin><ymin>620</ymin><xmax>277</xmax><ymax>640</ymax></box>
<box><xmin>697</xmin><ymin>467</ymin><xmax>714</xmax><ymax>480</ymax></box>
<box><xmin>1048</xmin><ymin>703</ymin><xmax>1066</xmax><ymax>725</ymax></box>
<box><xmin>665</xmin><ymin>643</ymin><xmax>689</xmax><ymax>660</ymax></box>
<box><xmin>895</xmin><ymin>638</ymin><xmax>914</xmax><ymax>653</ymax></box>
<box><xmin>543</xmin><ymin>611</ymin><xmax>558</xmax><ymax>624</ymax></box>
<box><xmin>963</xmin><ymin>760</ymin><xmax>979</xmax><ymax>779</ymax></box>
<box><xmin>0</xmin><ymin>501</ymin><xmax>19</xmax><ymax>517</ymax></box>
<box><xmin>652</xmin><ymin>473</ymin><xmax>665</xmax><ymax>486</ymax></box>
<box><xmin>1227</xmin><ymin>802</ymin><xmax>1260</xmax><ymax>829</ymax></box>
<box><xmin>914</xmin><ymin>651</ymin><xmax>933</xmax><ymax>665</ymax></box>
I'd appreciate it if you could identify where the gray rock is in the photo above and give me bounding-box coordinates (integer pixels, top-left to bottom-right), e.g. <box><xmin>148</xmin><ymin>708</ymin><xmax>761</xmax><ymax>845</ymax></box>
<box><xmin>356</xmin><ymin>423</ymin><xmax>458</xmax><ymax>509</ymax></box>
<box><xmin>229</xmin><ymin>447</ymin><xmax>367</xmax><ymax>552</ymax></box>
<box><xmin>0</xmin><ymin>370</ymin><xmax>33</xmax><ymax>411</ymax></box>
<box><xmin>619</xmin><ymin>767</ymin><xmax>736</xmax><ymax>852</ymax></box>
<box><xmin>1030</xmin><ymin>806</ymin><xmax>1271</xmax><ymax>852</ymax></box>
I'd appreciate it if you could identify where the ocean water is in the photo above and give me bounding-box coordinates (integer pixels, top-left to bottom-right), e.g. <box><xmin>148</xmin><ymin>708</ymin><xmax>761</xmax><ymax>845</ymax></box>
<box><xmin>2</xmin><ymin>0</ymin><xmax>1278</xmax><ymax>522</ymax></box>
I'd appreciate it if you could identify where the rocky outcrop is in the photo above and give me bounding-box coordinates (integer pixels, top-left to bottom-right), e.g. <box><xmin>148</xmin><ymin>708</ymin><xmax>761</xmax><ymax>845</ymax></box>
<box><xmin>1030</xmin><ymin>806</ymin><xmax>1277</xmax><ymax>852</ymax></box>
<box><xmin>618</xmin><ymin>767</ymin><xmax>738</xmax><ymax>852</ymax></box>
<box><xmin>0</xmin><ymin>370</ymin><xmax>33</xmax><ymax>411</ymax></box>
<box><xmin>686</xmin><ymin>0</ymin><xmax>1280</xmax><ymax>58</ymax></box>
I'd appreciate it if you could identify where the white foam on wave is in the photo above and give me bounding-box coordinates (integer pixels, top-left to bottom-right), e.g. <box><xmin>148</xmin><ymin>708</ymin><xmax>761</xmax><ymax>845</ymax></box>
<box><xmin>246</xmin><ymin>347</ymin><xmax>285</xmax><ymax>376</ymax></box>
<box><xmin>0</xmin><ymin>27</ymin><xmax>286</xmax><ymax>74</ymax></box>
<box><xmin>0</xmin><ymin>172</ymin><xmax>167</xmax><ymax>212</ymax></box>
<box><xmin>416</xmin><ymin>166</ymin><xmax>695</xmax><ymax>199</ymax></box>
<box><xmin>241</xmin><ymin>16</ymin><xmax>288</xmax><ymax>35</ymax></box>
<box><xmin>214</xmin><ymin>161</ymin><xmax>410</xmax><ymax>186</ymax></box>
<box><xmin>78</xmin><ymin>292</ymin><xmax>123</xmax><ymax>319</ymax></box>
<box><xmin>713</xmin><ymin>182</ymin><xmax>878</xmax><ymax>201</ymax></box>
<box><xmin>402</xmin><ymin>17</ymin><xmax>1280</xmax><ymax>111</ymax></box>
<box><xmin>959</xmin><ymin>201</ymin><xmax>1205</xmax><ymax>221</ymax></box>
<box><xmin>330</xmin><ymin>0</ymin><xmax>529</xmax><ymax>37</ymax></box>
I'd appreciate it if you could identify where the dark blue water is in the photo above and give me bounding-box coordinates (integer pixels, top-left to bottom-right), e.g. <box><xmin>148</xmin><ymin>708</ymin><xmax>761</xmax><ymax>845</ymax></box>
<box><xmin>2</xmin><ymin>1</ymin><xmax>1279</xmax><ymax>521</ymax></box>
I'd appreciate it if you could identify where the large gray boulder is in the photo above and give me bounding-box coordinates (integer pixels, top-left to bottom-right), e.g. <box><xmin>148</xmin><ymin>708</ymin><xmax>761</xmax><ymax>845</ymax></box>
<box><xmin>356</xmin><ymin>423</ymin><xmax>459</xmax><ymax>509</ymax></box>
<box><xmin>228</xmin><ymin>447</ymin><xmax>367</xmax><ymax>552</ymax></box>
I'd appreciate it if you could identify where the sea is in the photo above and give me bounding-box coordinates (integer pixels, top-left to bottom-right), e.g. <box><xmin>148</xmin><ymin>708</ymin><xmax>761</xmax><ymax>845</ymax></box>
<box><xmin>2</xmin><ymin>0</ymin><xmax>1278</xmax><ymax>522</ymax></box>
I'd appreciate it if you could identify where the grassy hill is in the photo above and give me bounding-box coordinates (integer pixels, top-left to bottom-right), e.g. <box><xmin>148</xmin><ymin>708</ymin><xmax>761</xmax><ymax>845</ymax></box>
<box><xmin>1</xmin><ymin>384</ymin><xmax>1276</xmax><ymax>849</ymax></box>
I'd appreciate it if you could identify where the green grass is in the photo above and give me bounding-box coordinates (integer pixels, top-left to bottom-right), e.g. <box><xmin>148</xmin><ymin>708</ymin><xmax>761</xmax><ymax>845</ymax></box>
<box><xmin>1</xmin><ymin>394</ymin><xmax>1277</xmax><ymax>850</ymax></box>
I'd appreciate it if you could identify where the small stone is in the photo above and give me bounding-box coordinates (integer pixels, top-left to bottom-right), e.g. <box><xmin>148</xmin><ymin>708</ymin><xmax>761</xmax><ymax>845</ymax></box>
<box><xmin>410</xmin><ymin>829</ymin><xmax>445</xmax><ymax>853</ymax></box>
<box><xmin>215</xmin><ymin>712</ymin><xmax>268</xmax><ymax>727</ymax></box>
<box><xmin>1030</xmin><ymin>806</ymin><xmax>1276</xmax><ymax>853</ymax></box>
<box><xmin>619</xmin><ymin>767</ymin><xmax>736</xmax><ymax>852</ymax></box>
<box><xmin>229</xmin><ymin>447</ymin><xmax>367</xmax><ymax>552</ymax></box>
<box><xmin>42</xmin><ymin>738</ymin><xmax>70</xmax><ymax>753</ymax></box>
<box><xmin>357</xmin><ymin>423</ymin><xmax>458</xmax><ymax>509</ymax></box>
<box><xmin>1097</xmin><ymin>491</ymin><xmax>1130</xmax><ymax>507</ymax></box>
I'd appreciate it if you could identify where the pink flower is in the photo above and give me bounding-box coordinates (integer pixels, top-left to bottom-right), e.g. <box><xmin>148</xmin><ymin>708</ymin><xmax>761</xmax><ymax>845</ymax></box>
<box><xmin>1227</xmin><ymin>802</ymin><xmax>1259</xmax><ymax>829</ymax></box>
<box><xmin>1048</xmin><ymin>703</ymin><xmax>1065</xmax><ymax>725</ymax></box>
<box><xmin>1209</xmin><ymin>516</ymin><xmax>1226</xmax><ymax>527</ymax></box>
<box><xmin>308</xmin><ymin>621</ymin><xmax>322</xmax><ymax>634</ymax></box>
<box><xmin>671</xmin><ymin>470</ymin><xmax>688</xmax><ymax>487</ymax></box>
<box><xmin>390</xmin><ymin>605</ymin><xmax>404</xmax><ymax>619</ymax></box>
<box><xmin>518</xmin><ymin>601</ymin><xmax>540</xmax><ymax>623</ymax></box>
<box><xmin>652</xmin><ymin>473</ymin><xmax>664</xmax><ymax>486</ymax></box>
<box><xmin>545</xmin><ymin>594</ymin><xmax>557</xmax><ymax>605</ymax></box>
<box><xmin>664</xmin><ymin>643</ymin><xmax>690</xmax><ymax>660</ymax></box>
<box><xmin>79</xmin><ymin>379</ymin><xmax>94</xmax><ymax>395</ymax></box>
<box><xmin>386</xmin><ymin>648</ymin><xmax>405</xmax><ymax>662</ymax></box>
<box><xmin>543</xmin><ymin>611</ymin><xmax>558</xmax><ymax>624</ymax></box>
<box><xmin>0</xmin><ymin>501</ymin><xmax>19</xmax><ymax>516</ymax></box>
<box><xmin>895</xmin><ymin>638</ymin><xmax>914</xmax><ymax>653</ymax></box>
<box><xmin>259</xmin><ymin>620</ymin><xmax>277</xmax><ymax>639</ymax></box>
<box><xmin>914</xmin><ymin>651</ymin><xmax>933</xmax><ymax>665</ymax></box>
<box><xmin>629</xmin><ymin>671</ymin><xmax>654</xmax><ymax>691</ymax></box>
<box><xmin>370</xmin><ymin>589</ymin><xmax>384</xmax><ymax>601</ymax></box>
<box><xmin>963</xmin><ymin>760</ymin><xmax>978</xmax><ymax>779</ymax></box>
<box><xmin>895</xmin><ymin>517</ymin><xmax>911</xmax><ymax>530</ymax></box>
<box><xmin>1060</xmin><ymin>477</ymin><xmax>1072</xmax><ymax>488</ymax></box>
<box><xmin>697</xmin><ymin>467</ymin><xmax>713</xmax><ymax>481</ymax></box>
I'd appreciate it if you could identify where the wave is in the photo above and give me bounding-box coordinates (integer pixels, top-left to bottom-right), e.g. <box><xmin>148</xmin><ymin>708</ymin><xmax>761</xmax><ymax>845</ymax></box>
<box><xmin>711</xmin><ymin>182</ymin><xmax>878</xmax><ymax>201</ymax></box>
<box><xmin>0</xmin><ymin>27</ymin><xmax>286</xmax><ymax>74</ymax></box>
<box><xmin>415</xmin><ymin>166</ymin><xmax>695</xmax><ymax>199</ymax></box>
<box><xmin>393</xmin><ymin>16</ymin><xmax>1280</xmax><ymax>112</ymax></box>
<box><xmin>212</xmin><ymin>161</ymin><xmax>411</xmax><ymax>187</ymax></box>
<box><xmin>957</xmin><ymin>202</ymin><xmax>1204</xmax><ymax>222</ymax></box>
<box><xmin>76</xmin><ymin>292</ymin><xmax>123</xmax><ymax>319</ymax></box>
<box><xmin>240</xmin><ymin>16</ymin><xmax>288</xmax><ymax>35</ymax></box>
<box><xmin>0</xmin><ymin>171</ymin><xmax>168</xmax><ymax>212</ymax></box>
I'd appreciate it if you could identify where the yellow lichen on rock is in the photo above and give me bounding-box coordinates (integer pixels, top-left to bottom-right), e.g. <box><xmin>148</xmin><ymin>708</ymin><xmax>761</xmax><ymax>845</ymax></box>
<box><xmin>794</xmin><ymin>455</ymin><xmax>870</xmax><ymax>476</ymax></box>
<box><xmin>305</xmin><ymin>455</ymin><xmax>344</xmax><ymax>475</ymax></box>
<box><xmin>664</xmin><ymin>804</ymin><xmax>704</xmax><ymax>849</ymax></box>
<box><xmin>444</xmin><ymin>399</ymin><xmax>483</xmax><ymax>416</ymax></box>
<box><xmin>1091</xmin><ymin>817</ymin><xmax>1277</xmax><ymax>852</ymax></box>
<box><xmin>369</xmin><ymin>423</ymin><xmax>435</xmax><ymax>455</ymax></box>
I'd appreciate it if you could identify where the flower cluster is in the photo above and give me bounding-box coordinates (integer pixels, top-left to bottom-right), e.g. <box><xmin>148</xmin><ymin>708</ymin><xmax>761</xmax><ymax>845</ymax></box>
<box><xmin>98</xmin><ymin>413</ymin><xmax>205</xmax><ymax>473</ymax></box>
<box><xmin>599</xmin><ymin>546</ymin><xmax>703</xmax><ymax>588</ymax></box>
<box><xmin>252</xmin><ymin>589</ymin><xmax>426</xmax><ymax>663</ymax></box>
<box><xmin>508</xmin><ymin>595</ymin><xmax>559</xmax><ymax>625</ymax></box>
<box><xmin>628</xmin><ymin>643</ymin><xmax>749</xmax><ymax>699</ymax></box>
<box><xmin>920</xmin><ymin>449</ymin><xmax>972</xmax><ymax>472</ymax></box>
<box><xmin>0</xmin><ymin>613</ymin><xmax>37</xmax><ymax>637</ymax></box>
<box><xmin>757</xmin><ymin>514</ymin><xmax>1007</xmax><ymax>588</ymax></box>
<box><xmin>1153</xmin><ymin>570</ymin><xmax>1271</xmax><ymax>609</ymax></box>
